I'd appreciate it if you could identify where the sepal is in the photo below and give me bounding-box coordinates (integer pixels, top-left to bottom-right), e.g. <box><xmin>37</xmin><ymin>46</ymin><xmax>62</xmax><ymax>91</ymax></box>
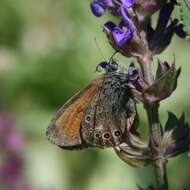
<box><xmin>149</xmin><ymin>112</ymin><xmax>190</xmax><ymax>159</ymax></box>
<box><xmin>128</xmin><ymin>60</ymin><xmax>180</xmax><ymax>104</ymax></box>
<box><xmin>144</xmin><ymin>60</ymin><xmax>180</xmax><ymax>104</ymax></box>
<box><xmin>163</xmin><ymin>113</ymin><xmax>190</xmax><ymax>158</ymax></box>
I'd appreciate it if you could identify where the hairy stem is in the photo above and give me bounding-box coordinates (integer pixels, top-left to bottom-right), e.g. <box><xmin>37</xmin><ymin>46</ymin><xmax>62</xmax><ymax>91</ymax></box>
<box><xmin>138</xmin><ymin>54</ymin><xmax>169</xmax><ymax>190</ymax></box>
<box><xmin>146</xmin><ymin>104</ymin><xmax>168</xmax><ymax>190</ymax></box>
<box><xmin>154</xmin><ymin>159</ymin><xmax>168</xmax><ymax>190</ymax></box>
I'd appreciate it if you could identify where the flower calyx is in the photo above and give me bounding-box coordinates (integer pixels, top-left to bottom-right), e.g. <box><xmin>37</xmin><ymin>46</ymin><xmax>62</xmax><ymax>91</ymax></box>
<box><xmin>127</xmin><ymin>59</ymin><xmax>181</xmax><ymax>105</ymax></box>
<box><xmin>150</xmin><ymin>112</ymin><xmax>190</xmax><ymax>160</ymax></box>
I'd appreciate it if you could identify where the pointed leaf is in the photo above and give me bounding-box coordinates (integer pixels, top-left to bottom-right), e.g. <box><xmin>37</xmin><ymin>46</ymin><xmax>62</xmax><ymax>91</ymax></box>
<box><xmin>156</xmin><ymin>60</ymin><xmax>170</xmax><ymax>80</ymax></box>
<box><xmin>163</xmin><ymin>113</ymin><xmax>190</xmax><ymax>158</ymax></box>
<box><xmin>165</xmin><ymin>112</ymin><xmax>178</xmax><ymax>131</ymax></box>
<box><xmin>144</xmin><ymin>64</ymin><xmax>180</xmax><ymax>103</ymax></box>
<box><xmin>178</xmin><ymin>0</ymin><xmax>190</xmax><ymax>40</ymax></box>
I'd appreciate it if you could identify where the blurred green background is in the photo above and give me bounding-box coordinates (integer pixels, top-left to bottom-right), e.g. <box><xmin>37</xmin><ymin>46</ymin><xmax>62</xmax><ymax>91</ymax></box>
<box><xmin>0</xmin><ymin>0</ymin><xmax>189</xmax><ymax>190</ymax></box>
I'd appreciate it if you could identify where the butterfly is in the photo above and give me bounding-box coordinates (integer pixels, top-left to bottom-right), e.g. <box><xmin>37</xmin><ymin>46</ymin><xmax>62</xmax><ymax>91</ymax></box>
<box><xmin>46</xmin><ymin>60</ymin><xmax>138</xmax><ymax>150</ymax></box>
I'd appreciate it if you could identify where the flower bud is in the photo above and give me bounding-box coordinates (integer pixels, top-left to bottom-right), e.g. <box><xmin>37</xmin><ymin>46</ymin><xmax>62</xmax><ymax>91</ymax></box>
<box><xmin>90</xmin><ymin>2</ymin><xmax>105</xmax><ymax>17</ymax></box>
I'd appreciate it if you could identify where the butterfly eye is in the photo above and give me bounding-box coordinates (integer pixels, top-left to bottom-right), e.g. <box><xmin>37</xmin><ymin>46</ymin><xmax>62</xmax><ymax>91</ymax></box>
<box><xmin>85</xmin><ymin>115</ymin><xmax>92</xmax><ymax>123</ymax></box>
<box><xmin>103</xmin><ymin>133</ymin><xmax>111</xmax><ymax>139</ymax></box>
<box><xmin>114</xmin><ymin>130</ymin><xmax>121</xmax><ymax>137</ymax></box>
<box><xmin>110</xmin><ymin>60</ymin><xmax>118</xmax><ymax>71</ymax></box>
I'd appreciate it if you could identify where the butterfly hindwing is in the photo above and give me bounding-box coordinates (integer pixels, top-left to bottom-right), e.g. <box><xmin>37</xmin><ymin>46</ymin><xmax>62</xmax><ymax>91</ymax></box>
<box><xmin>81</xmin><ymin>70</ymin><xmax>137</xmax><ymax>148</ymax></box>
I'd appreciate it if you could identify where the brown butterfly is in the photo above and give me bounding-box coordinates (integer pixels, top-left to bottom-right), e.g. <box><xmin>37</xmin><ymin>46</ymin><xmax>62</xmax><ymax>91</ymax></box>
<box><xmin>46</xmin><ymin>60</ymin><xmax>138</xmax><ymax>150</ymax></box>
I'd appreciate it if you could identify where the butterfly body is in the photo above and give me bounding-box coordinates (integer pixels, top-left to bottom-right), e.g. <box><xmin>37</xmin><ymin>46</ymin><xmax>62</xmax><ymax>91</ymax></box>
<box><xmin>47</xmin><ymin>61</ymin><xmax>137</xmax><ymax>150</ymax></box>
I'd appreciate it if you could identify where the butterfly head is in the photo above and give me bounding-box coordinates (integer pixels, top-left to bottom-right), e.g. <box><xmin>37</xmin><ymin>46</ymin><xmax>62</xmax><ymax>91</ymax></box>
<box><xmin>96</xmin><ymin>59</ymin><xmax>127</xmax><ymax>74</ymax></box>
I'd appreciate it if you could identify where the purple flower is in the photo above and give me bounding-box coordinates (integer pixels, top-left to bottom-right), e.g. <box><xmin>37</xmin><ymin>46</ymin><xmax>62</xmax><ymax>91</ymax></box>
<box><xmin>90</xmin><ymin>0</ymin><xmax>135</xmax><ymax>17</ymax></box>
<box><xmin>104</xmin><ymin>19</ymin><xmax>134</xmax><ymax>47</ymax></box>
<box><xmin>104</xmin><ymin>19</ymin><xmax>146</xmax><ymax>57</ymax></box>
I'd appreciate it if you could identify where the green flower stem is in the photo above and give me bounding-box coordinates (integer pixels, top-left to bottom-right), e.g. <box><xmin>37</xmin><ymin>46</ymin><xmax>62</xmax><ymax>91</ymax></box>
<box><xmin>146</xmin><ymin>104</ymin><xmax>169</xmax><ymax>190</ymax></box>
<box><xmin>138</xmin><ymin>54</ymin><xmax>169</xmax><ymax>190</ymax></box>
<box><xmin>154</xmin><ymin>159</ymin><xmax>169</xmax><ymax>190</ymax></box>
<box><xmin>146</xmin><ymin>104</ymin><xmax>162</xmax><ymax>145</ymax></box>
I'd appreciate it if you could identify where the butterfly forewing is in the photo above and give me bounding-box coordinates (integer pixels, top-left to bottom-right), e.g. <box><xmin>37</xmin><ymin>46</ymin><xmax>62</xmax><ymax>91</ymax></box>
<box><xmin>46</xmin><ymin>75</ymin><xmax>104</xmax><ymax>149</ymax></box>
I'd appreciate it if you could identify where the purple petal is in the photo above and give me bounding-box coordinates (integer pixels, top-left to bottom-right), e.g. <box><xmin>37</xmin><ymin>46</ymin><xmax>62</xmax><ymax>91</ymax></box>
<box><xmin>112</xmin><ymin>26</ymin><xmax>133</xmax><ymax>46</ymax></box>
<box><xmin>90</xmin><ymin>2</ymin><xmax>105</xmax><ymax>17</ymax></box>
<box><xmin>157</xmin><ymin>2</ymin><xmax>175</xmax><ymax>30</ymax></box>
<box><xmin>100</xmin><ymin>0</ymin><xmax>114</xmax><ymax>6</ymax></box>
<box><xmin>118</xmin><ymin>6</ymin><xmax>131</xmax><ymax>26</ymax></box>
<box><xmin>121</xmin><ymin>0</ymin><xmax>135</xmax><ymax>7</ymax></box>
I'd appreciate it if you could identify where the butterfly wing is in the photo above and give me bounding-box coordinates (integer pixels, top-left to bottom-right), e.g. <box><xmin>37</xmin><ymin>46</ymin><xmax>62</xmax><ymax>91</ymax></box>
<box><xmin>81</xmin><ymin>71</ymin><xmax>137</xmax><ymax>148</ymax></box>
<box><xmin>46</xmin><ymin>75</ymin><xmax>104</xmax><ymax>150</ymax></box>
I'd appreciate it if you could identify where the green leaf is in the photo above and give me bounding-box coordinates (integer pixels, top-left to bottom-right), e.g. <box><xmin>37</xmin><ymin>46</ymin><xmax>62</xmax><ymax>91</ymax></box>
<box><xmin>178</xmin><ymin>0</ymin><xmax>190</xmax><ymax>40</ymax></box>
<box><xmin>165</xmin><ymin>112</ymin><xmax>178</xmax><ymax>131</ymax></box>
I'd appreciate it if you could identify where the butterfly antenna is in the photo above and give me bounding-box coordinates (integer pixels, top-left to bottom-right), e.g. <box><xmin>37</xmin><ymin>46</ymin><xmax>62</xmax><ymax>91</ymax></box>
<box><xmin>109</xmin><ymin>51</ymin><xmax>118</xmax><ymax>63</ymax></box>
<box><xmin>94</xmin><ymin>37</ymin><xmax>106</xmax><ymax>61</ymax></box>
